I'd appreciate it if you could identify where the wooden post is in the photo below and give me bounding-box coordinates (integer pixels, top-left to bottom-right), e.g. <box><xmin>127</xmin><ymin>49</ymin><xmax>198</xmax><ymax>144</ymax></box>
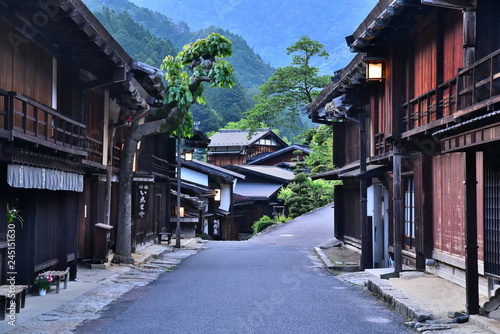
<box><xmin>465</xmin><ymin>151</ymin><xmax>479</xmax><ymax>315</ymax></box>
<box><xmin>360</xmin><ymin>110</ymin><xmax>372</xmax><ymax>270</ymax></box>
<box><xmin>463</xmin><ymin>7</ymin><xmax>479</xmax><ymax>316</ymax></box>
<box><xmin>393</xmin><ymin>144</ymin><xmax>402</xmax><ymax>273</ymax></box>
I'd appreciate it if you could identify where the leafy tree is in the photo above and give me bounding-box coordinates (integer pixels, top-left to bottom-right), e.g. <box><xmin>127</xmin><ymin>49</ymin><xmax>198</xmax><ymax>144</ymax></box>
<box><xmin>88</xmin><ymin>4</ymin><xmax>271</xmax><ymax>134</ymax></box>
<box><xmin>112</xmin><ymin>33</ymin><xmax>235</xmax><ymax>264</ymax></box>
<box><xmin>307</xmin><ymin>179</ymin><xmax>337</xmax><ymax>209</ymax></box>
<box><xmin>245</xmin><ymin>36</ymin><xmax>330</xmax><ymax>136</ymax></box>
<box><xmin>284</xmin><ymin>150</ymin><xmax>313</xmax><ymax>219</ymax></box>
<box><xmin>304</xmin><ymin>125</ymin><xmax>333</xmax><ymax>175</ymax></box>
<box><xmin>278</xmin><ymin>148</ymin><xmax>337</xmax><ymax>218</ymax></box>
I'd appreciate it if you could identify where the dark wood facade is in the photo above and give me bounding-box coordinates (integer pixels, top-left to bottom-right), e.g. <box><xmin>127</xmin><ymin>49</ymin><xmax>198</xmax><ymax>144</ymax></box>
<box><xmin>207</xmin><ymin>129</ymin><xmax>289</xmax><ymax>166</ymax></box>
<box><xmin>309</xmin><ymin>0</ymin><xmax>500</xmax><ymax>311</ymax></box>
<box><xmin>0</xmin><ymin>0</ymin><xmax>164</xmax><ymax>287</ymax></box>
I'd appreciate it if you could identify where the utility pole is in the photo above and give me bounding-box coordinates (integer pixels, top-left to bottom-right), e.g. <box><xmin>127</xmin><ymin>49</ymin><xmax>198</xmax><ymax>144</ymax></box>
<box><xmin>176</xmin><ymin>134</ymin><xmax>182</xmax><ymax>248</ymax></box>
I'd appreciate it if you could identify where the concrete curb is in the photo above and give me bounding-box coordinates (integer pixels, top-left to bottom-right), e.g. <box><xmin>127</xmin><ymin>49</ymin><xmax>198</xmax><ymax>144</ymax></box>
<box><xmin>314</xmin><ymin>247</ymin><xmax>360</xmax><ymax>272</ymax></box>
<box><xmin>315</xmin><ymin>247</ymin><xmax>335</xmax><ymax>268</ymax></box>
<box><xmin>365</xmin><ymin>278</ymin><xmax>432</xmax><ymax>322</ymax></box>
<box><xmin>470</xmin><ymin>315</ymin><xmax>500</xmax><ymax>334</ymax></box>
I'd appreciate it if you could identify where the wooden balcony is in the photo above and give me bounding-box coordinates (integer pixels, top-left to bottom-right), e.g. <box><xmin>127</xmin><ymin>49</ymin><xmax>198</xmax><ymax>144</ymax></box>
<box><xmin>402</xmin><ymin>48</ymin><xmax>500</xmax><ymax>137</ymax></box>
<box><xmin>374</xmin><ymin>132</ymin><xmax>389</xmax><ymax>156</ymax></box>
<box><xmin>0</xmin><ymin>89</ymin><xmax>86</xmax><ymax>156</ymax></box>
<box><xmin>402</xmin><ymin>77</ymin><xmax>457</xmax><ymax>134</ymax></box>
<box><xmin>86</xmin><ymin>137</ymin><xmax>103</xmax><ymax>164</ymax></box>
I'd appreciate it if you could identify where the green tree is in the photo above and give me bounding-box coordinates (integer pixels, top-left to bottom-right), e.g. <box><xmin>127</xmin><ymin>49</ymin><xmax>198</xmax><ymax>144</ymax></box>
<box><xmin>284</xmin><ymin>150</ymin><xmax>313</xmax><ymax>219</ymax></box>
<box><xmin>278</xmin><ymin>148</ymin><xmax>337</xmax><ymax>218</ymax></box>
<box><xmin>245</xmin><ymin>36</ymin><xmax>330</xmax><ymax>136</ymax></box>
<box><xmin>112</xmin><ymin>33</ymin><xmax>235</xmax><ymax>264</ymax></box>
<box><xmin>304</xmin><ymin>125</ymin><xmax>334</xmax><ymax>175</ymax></box>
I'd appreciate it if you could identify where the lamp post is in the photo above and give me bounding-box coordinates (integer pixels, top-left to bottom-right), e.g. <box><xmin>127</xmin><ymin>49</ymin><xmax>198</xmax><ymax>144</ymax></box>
<box><xmin>176</xmin><ymin>134</ymin><xmax>182</xmax><ymax>248</ymax></box>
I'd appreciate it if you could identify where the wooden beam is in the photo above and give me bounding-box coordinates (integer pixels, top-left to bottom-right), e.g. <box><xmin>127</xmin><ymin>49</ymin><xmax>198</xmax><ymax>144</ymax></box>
<box><xmin>421</xmin><ymin>0</ymin><xmax>476</xmax><ymax>9</ymax></box>
<box><xmin>397</xmin><ymin>0</ymin><xmax>421</xmax><ymax>5</ymax></box>
<box><xmin>440</xmin><ymin>120</ymin><xmax>500</xmax><ymax>154</ymax></box>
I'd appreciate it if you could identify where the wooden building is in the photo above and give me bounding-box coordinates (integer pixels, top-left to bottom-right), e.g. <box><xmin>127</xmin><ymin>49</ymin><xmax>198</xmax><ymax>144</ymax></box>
<box><xmin>245</xmin><ymin>144</ymin><xmax>311</xmax><ymax>168</ymax></box>
<box><xmin>0</xmin><ymin>0</ymin><xmax>163</xmax><ymax>285</ymax></box>
<box><xmin>178</xmin><ymin>158</ymin><xmax>245</xmax><ymax>240</ymax></box>
<box><xmin>225</xmin><ymin>165</ymin><xmax>295</xmax><ymax>234</ymax></box>
<box><xmin>308</xmin><ymin>0</ymin><xmax>500</xmax><ymax>314</ymax></box>
<box><xmin>207</xmin><ymin>129</ymin><xmax>288</xmax><ymax>166</ymax></box>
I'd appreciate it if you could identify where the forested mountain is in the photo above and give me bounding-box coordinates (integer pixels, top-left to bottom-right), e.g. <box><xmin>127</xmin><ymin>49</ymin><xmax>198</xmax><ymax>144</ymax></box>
<box><xmin>84</xmin><ymin>0</ymin><xmax>277</xmax><ymax>133</ymax></box>
<box><xmin>92</xmin><ymin>8</ymin><xmax>178</xmax><ymax>67</ymax></box>
<box><xmin>84</xmin><ymin>0</ymin><xmax>274</xmax><ymax>90</ymax></box>
<box><xmin>127</xmin><ymin>0</ymin><xmax>375</xmax><ymax>72</ymax></box>
<box><xmin>83</xmin><ymin>0</ymin><xmax>371</xmax><ymax>137</ymax></box>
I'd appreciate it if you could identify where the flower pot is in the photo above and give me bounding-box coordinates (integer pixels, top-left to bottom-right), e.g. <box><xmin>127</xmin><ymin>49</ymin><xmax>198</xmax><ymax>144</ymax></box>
<box><xmin>39</xmin><ymin>289</ymin><xmax>46</xmax><ymax>296</ymax></box>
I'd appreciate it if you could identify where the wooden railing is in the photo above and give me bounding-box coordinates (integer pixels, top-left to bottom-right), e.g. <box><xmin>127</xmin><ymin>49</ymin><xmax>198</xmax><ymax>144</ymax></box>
<box><xmin>112</xmin><ymin>145</ymin><xmax>121</xmax><ymax>168</ymax></box>
<box><xmin>86</xmin><ymin>137</ymin><xmax>103</xmax><ymax>164</ymax></box>
<box><xmin>402</xmin><ymin>77</ymin><xmax>457</xmax><ymax>132</ymax></box>
<box><xmin>374</xmin><ymin>132</ymin><xmax>387</xmax><ymax>156</ymax></box>
<box><xmin>402</xmin><ymin>48</ymin><xmax>500</xmax><ymax>133</ymax></box>
<box><xmin>456</xmin><ymin>48</ymin><xmax>500</xmax><ymax>115</ymax></box>
<box><xmin>0</xmin><ymin>89</ymin><xmax>86</xmax><ymax>155</ymax></box>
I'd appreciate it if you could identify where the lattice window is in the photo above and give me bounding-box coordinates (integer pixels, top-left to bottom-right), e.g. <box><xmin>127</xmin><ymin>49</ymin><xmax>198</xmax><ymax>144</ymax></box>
<box><xmin>404</xmin><ymin>177</ymin><xmax>415</xmax><ymax>250</ymax></box>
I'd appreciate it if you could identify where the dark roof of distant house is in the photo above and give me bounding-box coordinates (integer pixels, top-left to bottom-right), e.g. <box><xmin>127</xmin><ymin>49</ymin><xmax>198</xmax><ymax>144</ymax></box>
<box><xmin>246</xmin><ymin>144</ymin><xmax>311</xmax><ymax>165</ymax></box>
<box><xmin>208</xmin><ymin>129</ymin><xmax>288</xmax><ymax>148</ymax></box>
<box><xmin>225</xmin><ymin>165</ymin><xmax>295</xmax><ymax>183</ymax></box>
<box><xmin>234</xmin><ymin>183</ymin><xmax>284</xmax><ymax>200</ymax></box>
<box><xmin>181</xmin><ymin>159</ymin><xmax>245</xmax><ymax>181</ymax></box>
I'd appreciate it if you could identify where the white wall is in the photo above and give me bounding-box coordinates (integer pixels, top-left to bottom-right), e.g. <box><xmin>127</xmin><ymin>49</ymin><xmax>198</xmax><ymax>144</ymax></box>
<box><xmin>218</xmin><ymin>183</ymin><xmax>231</xmax><ymax>212</ymax></box>
<box><xmin>182</xmin><ymin>168</ymin><xmax>208</xmax><ymax>186</ymax></box>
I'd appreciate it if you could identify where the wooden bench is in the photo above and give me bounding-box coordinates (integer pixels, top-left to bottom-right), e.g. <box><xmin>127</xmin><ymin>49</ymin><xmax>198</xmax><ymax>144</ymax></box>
<box><xmin>0</xmin><ymin>285</ymin><xmax>28</xmax><ymax>321</ymax></box>
<box><xmin>158</xmin><ymin>232</ymin><xmax>172</xmax><ymax>245</ymax></box>
<box><xmin>43</xmin><ymin>267</ymin><xmax>69</xmax><ymax>294</ymax></box>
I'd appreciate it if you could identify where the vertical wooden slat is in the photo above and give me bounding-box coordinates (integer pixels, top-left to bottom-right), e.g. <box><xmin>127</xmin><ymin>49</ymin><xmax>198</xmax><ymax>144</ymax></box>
<box><xmin>34</xmin><ymin>107</ymin><xmax>38</xmax><ymax>137</ymax></box>
<box><xmin>22</xmin><ymin>100</ymin><xmax>27</xmax><ymax>134</ymax></box>
<box><xmin>7</xmin><ymin>92</ymin><xmax>14</xmax><ymax>132</ymax></box>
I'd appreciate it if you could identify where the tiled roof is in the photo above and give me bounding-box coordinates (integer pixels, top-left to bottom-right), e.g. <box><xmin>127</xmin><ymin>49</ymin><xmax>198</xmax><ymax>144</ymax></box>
<box><xmin>208</xmin><ymin>129</ymin><xmax>272</xmax><ymax>147</ymax></box>
<box><xmin>234</xmin><ymin>183</ymin><xmax>283</xmax><ymax>199</ymax></box>
<box><xmin>245</xmin><ymin>144</ymin><xmax>311</xmax><ymax>165</ymax></box>
<box><xmin>181</xmin><ymin>159</ymin><xmax>245</xmax><ymax>180</ymax></box>
<box><xmin>232</xmin><ymin>165</ymin><xmax>295</xmax><ymax>182</ymax></box>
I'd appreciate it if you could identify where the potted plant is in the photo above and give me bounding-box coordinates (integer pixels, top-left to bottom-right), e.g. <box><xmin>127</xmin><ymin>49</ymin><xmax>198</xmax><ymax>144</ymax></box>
<box><xmin>33</xmin><ymin>272</ymin><xmax>53</xmax><ymax>295</ymax></box>
<box><xmin>6</xmin><ymin>204</ymin><xmax>23</xmax><ymax>228</ymax></box>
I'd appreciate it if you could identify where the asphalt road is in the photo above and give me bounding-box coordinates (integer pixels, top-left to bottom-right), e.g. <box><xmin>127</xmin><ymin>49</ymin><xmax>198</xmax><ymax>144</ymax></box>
<box><xmin>85</xmin><ymin>205</ymin><xmax>413</xmax><ymax>334</ymax></box>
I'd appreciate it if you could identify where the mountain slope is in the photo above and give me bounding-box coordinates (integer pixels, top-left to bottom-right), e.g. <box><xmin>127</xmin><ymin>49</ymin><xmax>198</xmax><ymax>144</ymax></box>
<box><xmin>128</xmin><ymin>0</ymin><xmax>375</xmax><ymax>72</ymax></box>
<box><xmin>83</xmin><ymin>0</ymin><xmax>275</xmax><ymax>133</ymax></box>
<box><xmin>84</xmin><ymin>0</ymin><xmax>275</xmax><ymax>90</ymax></box>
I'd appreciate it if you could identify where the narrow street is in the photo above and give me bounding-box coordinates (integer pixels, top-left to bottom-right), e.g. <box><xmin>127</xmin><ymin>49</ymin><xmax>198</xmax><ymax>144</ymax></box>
<box><xmin>77</xmin><ymin>205</ymin><xmax>413</xmax><ymax>334</ymax></box>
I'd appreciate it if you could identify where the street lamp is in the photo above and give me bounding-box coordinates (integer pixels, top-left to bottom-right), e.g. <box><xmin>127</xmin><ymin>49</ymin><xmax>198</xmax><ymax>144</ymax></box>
<box><xmin>365</xmin><ymin>57</ymin><xmax>384</xmax><ymax>81</ymax></box>
<box><xmin>214</xmin><ymin>188</ymin><xmax>221</xmax><ymax>202</ymax></box>
<box><xmin>184</xmin><ymin>150</ymin><xmax>193</xmax><ymax>161</ymax></box>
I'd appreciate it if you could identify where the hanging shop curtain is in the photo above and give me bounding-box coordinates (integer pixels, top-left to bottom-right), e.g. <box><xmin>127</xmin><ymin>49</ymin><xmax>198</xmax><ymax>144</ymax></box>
<box><xmin>7</xmin><ymin>164</ymin><xmax>83</xmax><ymax>192</ymax></box>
